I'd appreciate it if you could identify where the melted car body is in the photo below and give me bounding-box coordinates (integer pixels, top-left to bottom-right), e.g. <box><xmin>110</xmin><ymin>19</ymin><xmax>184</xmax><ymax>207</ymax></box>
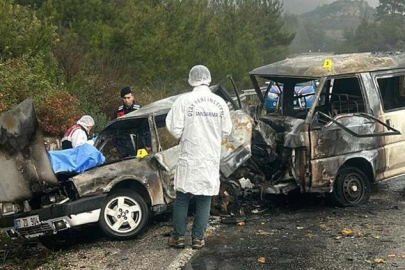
<box><xmin>0</xmin><ymin>79</ymin><xmax>253</xmax><ymax>248</ymax></box>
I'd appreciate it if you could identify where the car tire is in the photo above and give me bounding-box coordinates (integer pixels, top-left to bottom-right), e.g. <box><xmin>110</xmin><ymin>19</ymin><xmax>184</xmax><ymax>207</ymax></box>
<box><xmin>327</xmin><ymin>166</ymin><xmax>371</xmax><ymax>207</ymax></box>
<box><xmin>99</xmin><ymin>189</ymin><xmax>150</xmax><ymax>240</ymax></box>
<box><xmin>39</xmin><ymin>231</ymin><xmax>76</xmax><ymax>251</ymax></box>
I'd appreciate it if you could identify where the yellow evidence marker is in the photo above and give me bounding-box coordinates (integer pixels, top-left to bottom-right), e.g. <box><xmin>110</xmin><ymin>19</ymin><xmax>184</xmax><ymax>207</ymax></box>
<box><xmin>136</xmin><ymin>148</ymin><xmax>148</xmax><ymax>158</ymax></box>
<box><xmin>322</xmin><ymin>58</ymin><xmax>333</xmax><ymax>71</ymax></box>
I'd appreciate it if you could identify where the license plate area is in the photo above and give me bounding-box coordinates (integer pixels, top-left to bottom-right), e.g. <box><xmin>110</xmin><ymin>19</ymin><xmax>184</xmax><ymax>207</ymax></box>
<box><xmin>14</xmin><ymin>215</ymin><xmax>41</xmax><ymax>229</ymax></box>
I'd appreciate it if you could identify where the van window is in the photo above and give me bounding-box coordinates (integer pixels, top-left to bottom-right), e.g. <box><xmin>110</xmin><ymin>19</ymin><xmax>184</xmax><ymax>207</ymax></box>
<box><xmin>319</xmin><ymin>77</ymin><xmax>365</xmax><ymax>114</ymax></box>
<box><xmin>377</xmin><ymin>75</ymin><xmax>405</xmax><ymax>111</ymax></box>
<box><xmin>314</xmin><ymin>77</ymin><xmax>366</xmax><ymax>124</ymax></box>
<box><xmin>329</xmin><ymin>77</ymin><xmax>365</xmax><ymax>116</ymax></box>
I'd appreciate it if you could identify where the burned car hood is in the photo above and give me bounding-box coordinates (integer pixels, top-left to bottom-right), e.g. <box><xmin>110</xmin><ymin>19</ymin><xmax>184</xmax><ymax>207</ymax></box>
<box><xmin>70</xmin><ymin>157</ymin><xmax>162</xmax><ymax>197</ymax></box>
<box><xmin>0</xmin><ymin>99</ymin><xmax>58</xmax><ymax>203</ymax></box>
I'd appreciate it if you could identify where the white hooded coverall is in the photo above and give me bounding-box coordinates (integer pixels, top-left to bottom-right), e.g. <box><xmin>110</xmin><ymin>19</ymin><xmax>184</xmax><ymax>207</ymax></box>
<box><xmin>166</xmin><ymin>85</ymin><xmax>233</xmax><ymax>196</ymax></box>
<box><xmin>61</xmin><ymin>115</ymin><xmax>95</xmax><ymax>148</ymax></box>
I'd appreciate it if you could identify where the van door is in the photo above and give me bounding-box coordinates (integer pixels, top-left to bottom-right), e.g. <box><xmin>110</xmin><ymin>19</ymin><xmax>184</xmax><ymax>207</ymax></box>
<box><xmin>373</xmin><ymin>71</ymin><xmax>405</xmax><ymax>180</ymax></box>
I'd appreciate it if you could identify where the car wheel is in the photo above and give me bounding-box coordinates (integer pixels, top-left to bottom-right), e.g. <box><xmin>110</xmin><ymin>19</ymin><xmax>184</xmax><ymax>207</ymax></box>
<box><xmin>327</xmin><ymin>166</ymin><xmax>371</xmax><ymax>207</ymax></box>
<box><xmin>99</xmin><ymin>189</ymin><xmax>149</xmax><ymax>240</ymax></box>
<box><xmin>39</xmin><ymin>231</ymin><xmax>76</xmax><ymax>251</ymax></box>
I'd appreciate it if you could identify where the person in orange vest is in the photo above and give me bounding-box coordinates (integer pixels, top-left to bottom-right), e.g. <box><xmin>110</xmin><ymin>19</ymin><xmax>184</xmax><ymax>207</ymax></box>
<box><xmin>61</xmin><ymin>115</ymin><xmax>95</xmax><ymax>150</ymax></box>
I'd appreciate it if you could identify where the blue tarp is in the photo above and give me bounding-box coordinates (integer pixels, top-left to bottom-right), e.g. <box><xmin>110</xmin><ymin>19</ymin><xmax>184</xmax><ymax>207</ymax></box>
<box><xmin>48</xmin><ymin>144</ymin><xmax>105</xmax><ymax>174</ymax></box>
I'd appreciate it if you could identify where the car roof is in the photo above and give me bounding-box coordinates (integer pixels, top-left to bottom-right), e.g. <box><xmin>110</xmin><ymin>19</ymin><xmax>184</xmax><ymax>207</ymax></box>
<box><xmin>250</xmin><ymin>52</ymin><xmax>405</xmax><ymax>79</ymax></box>
<box><xmin>121</xmin><ymin>95</ymin><xmax>180</xmax><ymax>119</ymax></box>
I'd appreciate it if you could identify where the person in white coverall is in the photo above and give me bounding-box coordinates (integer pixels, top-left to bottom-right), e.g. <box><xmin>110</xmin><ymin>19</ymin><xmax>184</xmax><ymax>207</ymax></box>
<box><xmin>166</xmin><ymin>65</ymin><xmax>233</xmax><ymax>249</ymax></box>
<box><xmin>61</xmin><ymin>115</ymin><xmax>95</xmax><ymax>150</ymax></box>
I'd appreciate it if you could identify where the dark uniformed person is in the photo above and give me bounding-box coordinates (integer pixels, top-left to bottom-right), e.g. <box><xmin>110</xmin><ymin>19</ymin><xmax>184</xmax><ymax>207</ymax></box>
<box><xmin>112</xmin><ymin>87</ymin><xmax>151</xmax><ymax>157</ymax></box>
<box><xmin>112</xmin><ymin>87</ymin><xmax>141</xmax><ymax>119</ymax></box>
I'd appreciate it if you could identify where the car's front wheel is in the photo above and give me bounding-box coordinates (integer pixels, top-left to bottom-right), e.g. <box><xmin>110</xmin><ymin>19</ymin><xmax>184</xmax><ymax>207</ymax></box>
<box><xmin>99</xmin><ymin>189</ymin><xmax>149</xmax><ymax>240</ymax></box>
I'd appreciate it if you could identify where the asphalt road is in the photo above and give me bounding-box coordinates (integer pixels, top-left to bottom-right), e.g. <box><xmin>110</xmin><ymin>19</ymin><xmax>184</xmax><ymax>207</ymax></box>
<box><xmin>3</xmin><ymin>177</ymin><xmax>405</xmax><ymax>270</ymax></box>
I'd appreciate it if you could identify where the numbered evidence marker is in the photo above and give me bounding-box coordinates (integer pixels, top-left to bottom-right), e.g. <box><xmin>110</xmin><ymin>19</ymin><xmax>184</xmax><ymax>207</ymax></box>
<box><xmin>322</xmin><ymin>59</ymin><xmax>333</xmax><ymax>71</ymax></box>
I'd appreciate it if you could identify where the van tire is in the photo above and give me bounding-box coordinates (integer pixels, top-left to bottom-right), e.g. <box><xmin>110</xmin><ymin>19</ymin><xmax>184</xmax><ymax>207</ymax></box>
<box><xmin>99</xmin><ymin>189</ymin><xmax>149</xmax><ymax>240</ymax></box>
<box><xmin>327</xmin><ymin>166</ymin><xmax>371</xmax><ymax>207</ymax></box>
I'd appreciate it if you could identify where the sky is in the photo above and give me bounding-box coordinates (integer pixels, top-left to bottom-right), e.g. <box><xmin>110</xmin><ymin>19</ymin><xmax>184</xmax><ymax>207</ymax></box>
<box><xmin>282</xmin><ymin>0</ymin><xmax>379</xmax><ymax>14</ymax></box>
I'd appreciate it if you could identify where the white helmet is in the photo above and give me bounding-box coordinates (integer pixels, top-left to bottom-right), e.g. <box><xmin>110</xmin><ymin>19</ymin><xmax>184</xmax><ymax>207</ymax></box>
<box><xmin>188</xmin><ymin>65</ymin><xmax>211</xmax><ymax>87</ymax></box>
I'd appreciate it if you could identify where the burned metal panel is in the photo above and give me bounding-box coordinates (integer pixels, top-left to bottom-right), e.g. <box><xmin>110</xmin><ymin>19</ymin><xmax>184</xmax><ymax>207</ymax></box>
<box><xmin>309</xmin><ymin>150</ymin><xmax>379</xmax><ymax>192</ymax></box>
<box><xmin>293</xmin><ymin>148</ymin><xmax>308</xmax><ymax>191</ymax></box>
<box><xmin>258</xmin><ymin>115</ymin><xmax>306</xmax><ymax>148</ymax></box>
<box><xmin>360</xmin><ymin>73</ymin><xmax>381</xmax><ymax>116</ymax></box>
<box><xmin>311</xmin><ymin>115</ymin><xmax>379</xmax><ymax>159</ymax></box>
<box><xmin>220</xmin><ymin>111</ymin><xmax>254</xmax><ymax>177</ymax></box>
<box><xmin>378</xmin><ymin>108</ymin><xmax>405</xmax><ymax>179</ymax></box>
<box><xmin>154</xmin><ymin>145</ymin><xmax>179</xmax><ymax>173</ymax></box>
<box><xmin>0</xmin><ymin>99</ymin><xmax>58</xmax><ymax>203</ymax></box>
<box><xmin>251</xmin><ymin>115</ymin><xmax>309</xmax><ymax>186</ymax></box>
<box><xmin>70</xmin><ymin>158</ymin><xmax>165</xmax><ymax>206</ymax></box>
<box><xmin>250</xmin><ymin>52</ymin><xmax>405</xmax><ymax>78</ymax></box>
<box><xmin>253</xmin><ymin>120</ymin><xmax>277</xmax><ymax>150</ymax></box>
<box><xmin>309</xmin><ymin>114</ymin><xmax>382</xmax><ymax>190</ymax></box>
<box><xmin>154</xmin><ymin>145</ymin><xmax>178</xmax><ymax>203</ymax></box>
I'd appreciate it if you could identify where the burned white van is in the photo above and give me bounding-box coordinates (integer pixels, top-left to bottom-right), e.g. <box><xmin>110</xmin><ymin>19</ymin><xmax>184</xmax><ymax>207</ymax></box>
<box><xmin>244</xmin><ymin>52</ymin><xmax>405</xmax><ymax>207</ymax></box>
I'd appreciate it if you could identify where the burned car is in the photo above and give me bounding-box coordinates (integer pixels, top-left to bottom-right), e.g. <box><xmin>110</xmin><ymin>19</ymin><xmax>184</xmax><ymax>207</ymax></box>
<box><xmin>237</xmin><ymin>52</ymin><xmax>405</xmax><ymax>208</ymax></box>
<box><xmin>0</xmin><ymin>80</ymin><xmax>253</xmax><ymax>249</ymax></box>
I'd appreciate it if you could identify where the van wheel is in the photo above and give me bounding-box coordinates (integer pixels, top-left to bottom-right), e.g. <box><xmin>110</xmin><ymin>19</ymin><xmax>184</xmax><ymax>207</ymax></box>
<box><xmin>39</xmin><ymin>231</ymin><xmax>75</xmax><ymax>251</ymax></box>
<box><xmin>99</xmin><ymin>189</ymin><xmax>149</xmax><ymax>240</ymax></box>
<box><xmin>328</xmin><ymin>166</ymin><xmax>371</xmax><ymax>207</ymax></box>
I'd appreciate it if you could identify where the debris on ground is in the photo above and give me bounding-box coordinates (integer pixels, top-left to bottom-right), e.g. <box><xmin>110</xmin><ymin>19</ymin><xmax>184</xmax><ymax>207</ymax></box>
<box><xmin>375</xmin><ymin>258</ymin><xmax>385</xmax><ymax>264</ymax></box>
<box><xmin>237</xmin><ymin>221</ymin><xmax>246</xmax><ymax>227</ymax></box>
<box><xmin>220</xmin><ymin>216</ymin><xmax>246</xmax><ymax>224</ymax></box>
<box><xmin>341</xmin><ymin>228</ymin><xmax>354</xmax><ymax>236</ymax></box>
<box><xmin>256</xmin><ymin>230</ymin><xmax>271</xmax><ymax>235</ymax></box>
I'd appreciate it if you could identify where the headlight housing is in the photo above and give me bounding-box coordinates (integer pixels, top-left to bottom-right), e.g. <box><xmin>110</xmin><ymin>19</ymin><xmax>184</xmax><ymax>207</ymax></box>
<box><xmin>1</xmin><ymin>203</ymin><xmax>21</xmax><ymax>216</ymax></box>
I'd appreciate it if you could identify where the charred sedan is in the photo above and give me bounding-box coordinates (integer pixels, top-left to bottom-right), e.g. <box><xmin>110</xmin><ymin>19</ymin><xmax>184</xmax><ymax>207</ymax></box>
<box><xmin>0</xmin><ymin>79</ymin><xmax>252</xmax><ymax>250</ymax></box>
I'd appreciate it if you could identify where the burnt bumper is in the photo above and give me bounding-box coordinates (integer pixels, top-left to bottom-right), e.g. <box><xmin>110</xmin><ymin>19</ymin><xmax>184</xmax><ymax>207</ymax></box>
<box><xmin>0</xmin><ymin>195</ymin><xmax>106</xmax><ymax>238</ymax></box>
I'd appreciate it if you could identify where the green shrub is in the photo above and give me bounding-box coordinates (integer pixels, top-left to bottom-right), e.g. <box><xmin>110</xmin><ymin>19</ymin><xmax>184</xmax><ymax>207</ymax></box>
<box><xmin>0</xmin><ymin>54</ymin><xmax>59</xmax><ymax>110</ymax></box>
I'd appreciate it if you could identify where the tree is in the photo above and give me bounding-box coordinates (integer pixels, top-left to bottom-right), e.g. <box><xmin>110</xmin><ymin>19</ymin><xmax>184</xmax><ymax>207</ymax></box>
<box><xmin>376</xmin><ymin>0</ymin><xmax>405</xmax><ymax>18</ymax></box>
<box><xmin>2</xmin><ymin>0</ymin><xmax>294</xmax><ymax>134</ymax></box>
